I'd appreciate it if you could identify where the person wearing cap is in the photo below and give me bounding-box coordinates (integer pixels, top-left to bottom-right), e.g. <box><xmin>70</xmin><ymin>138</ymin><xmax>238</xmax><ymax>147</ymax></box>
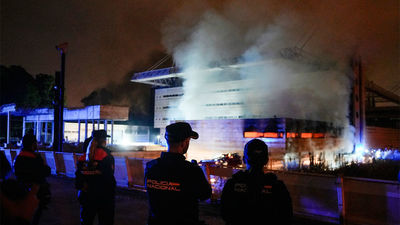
<box><xmin>75</xmin><ymin>130</ymin><xmax>116</xmax><ymax>225</ymax></box>
<box><xmin>221</xmin><ymin>139</ymin><xmax>292</xmax><ymax>225</ymax></box>
<box><xmin>13</xmin><ymin>131</ymin><xmax>51</xmax><ymax>225</ymax></box>
<box><xmin>145</xmin><ymin>122</ymin><xmax>212</xmax><ymax>225</ymax></box>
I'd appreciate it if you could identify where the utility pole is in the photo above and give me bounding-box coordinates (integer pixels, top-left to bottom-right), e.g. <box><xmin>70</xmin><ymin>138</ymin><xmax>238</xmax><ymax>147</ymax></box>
<box><xmin>53</xmin><ymin>42</ymin><xmax>68</xmax><ymax>152</ymax></box>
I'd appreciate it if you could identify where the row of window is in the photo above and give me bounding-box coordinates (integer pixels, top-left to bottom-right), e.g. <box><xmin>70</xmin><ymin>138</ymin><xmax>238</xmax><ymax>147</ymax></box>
<box><xmin>204</xmin><ymin>115</ymin><xmax>245</xmax><ymax>119</ymax></box>
<box><xmin>156</xmin><ymin>93</ymin><xmax>184</xmax><ymax>99</ymax></box>
<box><xmin>205</xmin><ymin>102</ymin><xmax>243</xmax><ymax>107</ymax></box>
<box><xmin>154</xmin><ymin>106</ymin><xmax>177</xmax><ymax>110</ymax></box>
<box><xmin>155</xmin><ymin>102</ymin><xmax>243</xmax><ymax>111</ymax></box>
<box><xmin>154</xmin><ymin>118</ymin><xmax>170</xmax><ymax>121</ymax></box>
<box><xmin>156</xmin><ymin>87</ymin><xmax>247</xmax><ymax>99</ymax></box>
<box><xmin>214</xmin><ymin>88</ymin><xmax>245</xmax><ymax>93</ymax></box>
<box><xmin>244</xmin><ymin>132</ymin><xmax>326</xmax><ymax>139</ymax></box>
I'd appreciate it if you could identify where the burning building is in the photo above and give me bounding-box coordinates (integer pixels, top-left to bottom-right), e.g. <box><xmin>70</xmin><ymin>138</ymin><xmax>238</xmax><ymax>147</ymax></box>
<box><xmin>131</xmin><ymin>49</ymin><xmax>399</xmax><ymax>168</ymax></box>
<box><xmin>131</xmin><ymin>52</ymin><xmax>353</xmax><ymax>166</ymax></box>
<box><xmin>129</xmin><ymin>3</ymin><xmax>400</xmax><ymax>168</ymax></box>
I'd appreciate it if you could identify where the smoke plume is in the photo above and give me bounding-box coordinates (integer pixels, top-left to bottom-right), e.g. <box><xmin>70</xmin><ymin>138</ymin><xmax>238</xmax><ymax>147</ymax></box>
<box><xmin>80</xmin><ymin>51</ymin><xmax>173</xmax><ymax>123</ymax></box>
<box><xmin>162</xmin><ymin>1</ymin><xmax>359</xmax><ymax>155</ymax></box>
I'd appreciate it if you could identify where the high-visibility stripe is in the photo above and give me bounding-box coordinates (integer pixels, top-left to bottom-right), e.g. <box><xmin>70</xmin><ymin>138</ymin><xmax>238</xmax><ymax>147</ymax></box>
<box><xmin>18</xmin><ymin>151</ymin><xmax>36</xmax><ymax>158</ymax></box>
<box><xmin>78</xmin><ymin>148</ymin><xmax>108</xmax><ymax>161</ymax></box>
<box><xmin>94</xmin><ymin>149</ymin><xmax>108</xmax><ymax>161</ymax></box>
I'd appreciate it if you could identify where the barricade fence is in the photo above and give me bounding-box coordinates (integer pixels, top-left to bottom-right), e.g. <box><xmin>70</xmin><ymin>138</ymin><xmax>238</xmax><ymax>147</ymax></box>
<box><xmin>1</xmin><ymin>149</ymin><xmax>399</xmax><ymax>225</ymax></box>
<box><xmin>202</xmin><ymin>165</ymin><xmax>400</xmax><ymax>225</ymax></box>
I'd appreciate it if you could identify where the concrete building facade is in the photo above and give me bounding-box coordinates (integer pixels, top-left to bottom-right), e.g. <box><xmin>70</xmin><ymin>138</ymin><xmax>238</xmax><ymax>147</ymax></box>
<box><xmin>132</xmin><ymin>56</ymin><xmax>400</xmax><ymax>164</ymax></box>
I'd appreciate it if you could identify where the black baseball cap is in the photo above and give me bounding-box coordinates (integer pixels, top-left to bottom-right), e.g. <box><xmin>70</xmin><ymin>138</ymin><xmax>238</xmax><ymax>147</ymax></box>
<box><xmin>92</xmin><ymin>130</ymin><xmax>110</xmax><ymax>140</ymax></box>
<box><xmin>165</xmin><ymin>122</ymin><xmax>199</xmax><ymax>143</ymax></box>
<box><xmin>244</xmin><ymin>139</ymin><xmax>269</xmax><ymax>165</ymax></box>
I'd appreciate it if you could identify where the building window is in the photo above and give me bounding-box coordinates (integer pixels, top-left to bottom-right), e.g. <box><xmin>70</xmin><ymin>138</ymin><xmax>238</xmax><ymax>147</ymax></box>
<box><xmin>162</xmin><ymin>94</ymin><xmax>184</xmax><ymax>98</ymax></box>
<box><xmin>205</xmin><ymin>102</ymin><xmax>243</xmax><ymax>107</ymax></box>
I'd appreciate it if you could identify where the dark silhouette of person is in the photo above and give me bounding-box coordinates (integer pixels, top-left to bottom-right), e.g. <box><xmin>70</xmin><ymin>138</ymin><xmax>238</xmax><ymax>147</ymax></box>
<box><xmin>75</xmin><ymin>130</ymin><xmax>116</xmax><ymax>225</ymax></box>
<box><xmin>1</xmin><ymin>181</ymin><xmax>39</xmax><ymax>225</ymax></box>
<box><xmin>221</xmin><ymin>139</ymin><xmax>293</xmax><ymax>225</ymax></box>
<box><xmin>1</xmin><ymin>149</ymin><xmax>39</xmax><ymax>225</ymax></box>
<box><xmin>13</xmin><ymin>132</ymin><xmax>51</xmax><ymax>225</ymax></box>
<box><xmin>145</xmin><ymin>122</ymin><xmax>212</xmax><ymax>225</ymax></box>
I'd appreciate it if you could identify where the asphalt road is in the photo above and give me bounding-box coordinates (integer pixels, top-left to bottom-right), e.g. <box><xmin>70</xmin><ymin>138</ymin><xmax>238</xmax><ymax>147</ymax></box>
<box><xmin>39</xmin><ymin>176</ymin><xmax>334</xmax><ymax>225</ymax></box>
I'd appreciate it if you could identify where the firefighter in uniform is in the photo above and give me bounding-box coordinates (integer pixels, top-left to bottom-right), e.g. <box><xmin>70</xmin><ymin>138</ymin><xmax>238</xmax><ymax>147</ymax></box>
<box><xmin>145</xmin><ymin>122</ymin><xmax>212</xmax><ymax>225</ymax></box>
<box><xmin>221</xmin><ymin>139</ymin><xmax>293</xmax><ymax>225</ymax></box>
<box><xmin>14</xmin><ymin>132</ymin><xmax>51</xmax><ymax>225</ymax></box>
<box><xmin>75</xmin><ymin>130</ymin><xmax>116</xmax><ymax>225</ymax></box>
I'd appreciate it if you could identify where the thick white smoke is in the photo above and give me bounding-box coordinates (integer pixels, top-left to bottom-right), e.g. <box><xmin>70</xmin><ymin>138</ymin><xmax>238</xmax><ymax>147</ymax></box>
<box><xmin>162</xmin><ymin>3</ymin><xmax>355</xmax><ymax>158</ymax></box>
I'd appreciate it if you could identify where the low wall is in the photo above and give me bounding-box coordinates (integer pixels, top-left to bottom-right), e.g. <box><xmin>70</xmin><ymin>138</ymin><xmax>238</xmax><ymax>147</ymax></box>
<box><xmin>126</xmin><ymin>157</ymin><xmax>152</xmax><ymax>190</ymax></box>
<box><xmin>2</xmin><ymin>149</ymin><xmax>13</xmax><ymax>165</ymax></box>
<box><xmin>2</xmin><ymin>149</ymin><xmax>399</xmax><ymax>225</ymax></box>
<box><xmin>342</xmin><ymin>177</ymin><xmax>400</xmax><ymax>225</ymax></box>
<box><xmin>274</xmin><ymin>171</ymin><xmax>341</xmax><ymax>223</ymax></box>
<box><xmin>44</xmin><ymin>151</ymin><xmax>57</xmax><ymax>175</ymax></box>
<box><xmin>202</xmin><ymin>165</ymin><xmax>399</xmax><ymax>225</ymax></box>
<box><xmin>114</xmin><ymin>156</ymin><xmax>129</xmax><ymax>187</ymax></box>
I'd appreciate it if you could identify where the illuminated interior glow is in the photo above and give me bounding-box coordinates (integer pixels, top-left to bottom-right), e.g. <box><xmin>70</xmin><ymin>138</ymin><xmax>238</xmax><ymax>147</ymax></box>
<box><xmin>263</xmin><ymin>132</ymin><xmax>279</xmax><ymax>138</ymax></box>
<box><xmin>244</xmin><ymin>131</ymin><xmax>263</xmax><ymax>138</ymax></box>
<box><xmin>301</xmin><ymin>133</ymin><xmax>313</xmax><ymax>138</ymax></box>
<box><xmin>121</xmin><ymin>138</ymin><xmax>154</xmax><ymax>147</ymax></box>
<box><xmin>245</xmin><ymin>131</ymin><xmax>329</xmax><ymax>139</ymax></box>
<box><xmin>313</xmin><ymin>133</ymin><xmax>325</xmax><ymax>138</ymax></box>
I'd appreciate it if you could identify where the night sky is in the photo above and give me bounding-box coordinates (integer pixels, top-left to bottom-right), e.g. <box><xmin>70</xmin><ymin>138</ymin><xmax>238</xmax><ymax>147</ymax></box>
<box><xmin>1</xmin><ymin>0</ymin><xmax>399</xmax><ymax>107</ymax></box>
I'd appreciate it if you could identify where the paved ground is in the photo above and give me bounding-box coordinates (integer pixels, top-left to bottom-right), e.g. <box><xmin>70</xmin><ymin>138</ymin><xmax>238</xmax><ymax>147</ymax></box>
<box><xmin>39</xmin><ymin>176</ymin><xmax>334</xmax><ymax>225</ymax></box>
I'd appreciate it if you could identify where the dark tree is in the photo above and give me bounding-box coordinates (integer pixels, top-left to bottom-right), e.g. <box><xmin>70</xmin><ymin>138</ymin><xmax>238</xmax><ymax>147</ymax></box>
<box><xmin>35</xmin><ymin>74</ymin><xmax>55</xmax><ymax>107</ymax></box>
<box><xmin>0</xmin><ymin>65</ymin><xmax>35</xmax><ymax>107</ymax></box>
<box><xmin>0</xmin><ymin>65</ymin><xmax>55</xmax><ymax>108</ymax></box>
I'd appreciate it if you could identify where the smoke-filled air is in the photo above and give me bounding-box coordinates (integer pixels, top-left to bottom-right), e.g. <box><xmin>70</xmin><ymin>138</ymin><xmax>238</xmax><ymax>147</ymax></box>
<box><xmin>161</xmin><ymin>1</ymin><xmax>356</xmax><ymax>158</ymax></box>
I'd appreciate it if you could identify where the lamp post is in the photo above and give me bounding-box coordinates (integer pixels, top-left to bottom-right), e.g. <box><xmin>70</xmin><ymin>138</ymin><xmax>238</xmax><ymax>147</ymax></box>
<box><xmin>53</xmin><ymin>42</ymin><xmax>68</xmax><ymax>152</ymax></box>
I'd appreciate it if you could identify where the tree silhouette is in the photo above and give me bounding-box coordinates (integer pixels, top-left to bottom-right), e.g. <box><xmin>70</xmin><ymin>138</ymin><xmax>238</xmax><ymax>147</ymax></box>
<box><xmin>0</xmin><ymin>65</ymin><xmax>54</xmax><ymax>108</ymax></box>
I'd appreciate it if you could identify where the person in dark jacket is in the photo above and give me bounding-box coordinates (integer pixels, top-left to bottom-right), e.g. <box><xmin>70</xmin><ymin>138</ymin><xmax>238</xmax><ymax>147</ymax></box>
<box><xmin>75</xmin><ymin>130</ymin><xmax>116</xmax><ymax>225</ymax></box>
<box><xmin>221</xmin><ymin>139</ymin><xmax>293</xmax><ymax>225</ymax></box>
<box><xmin>14</xmin><ymin>132</ymin><xmax>51</xmax><ymax>225</ymax></box>
<box><xmin>1</xmin><ymin>149</ymin><xmax>39</xmax><ymax>225</ymax></box>
<box><xmin>145</xmin><ymin>122</ymin><xmax>212</xmax><ymax>225</ymax></box>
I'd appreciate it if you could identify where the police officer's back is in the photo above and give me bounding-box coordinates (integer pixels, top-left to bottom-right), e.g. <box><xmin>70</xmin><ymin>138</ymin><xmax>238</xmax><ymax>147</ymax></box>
<box><xmin>14</xmin><ymin>132</ymin><xmax>51</xmax><ymax>225</ymax></box>
<box><xmin>75</xmin><ymin>130</ymin><xmax>116</xmax><ymax>225</ymax></box>
<box><xmin>221</xmin><ymin>139</ymin><xmax>293</xmax><ymax>225</ymax></box>
<box><xmin>145</xmin><ymin>122</ymin><xmax>212</xmax><ymax>225</ymax></box>
<box><xmin>14</xmin><ymin>133</ymin><xmax>51</xmax><ymax>185</ymax></box>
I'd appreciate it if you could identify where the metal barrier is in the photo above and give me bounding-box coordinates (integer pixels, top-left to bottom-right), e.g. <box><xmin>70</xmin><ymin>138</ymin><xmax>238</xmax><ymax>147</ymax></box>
<box><xmin>13</xmin><ymin>149</ymin><xmax>20</xmax><ymax>163</ymax></box>
<box><xmin>203</xmin><ymin>166</ymin><xmax>400</xmax><ymax>225</ymax></box>
<box><xmin>1</xmin><ymin>149</ymin><xmax>153</xmax><ymax>191</ymax></box>
<box><xmin>2</xmin><ymin>149</ymin><xmax>12</xmax><ymax>165</ymax></box>
<box><xmin>126</xmin><ymin>157</ymin><xmax>152</xmax><ymax>190</ymax></box>
<box><xmin>275</xmin><ymin>171</ymin><xmax>341</xmax><ymax>224</ymax></box>
<box><xmin>62</xmin><ymin>152</ymin><xmax>76</xmax><ymax>177</ymax></box>
<box><xmin>1</xmin><ymin>149</ymin><xmax>398</xmax><ymax>225</ymax></box>
<box><xmin>44</xmin><ymin>151</ymin><xmax>57</xmax><ymax>175</ymax></box>
<box><xmin>54</xmin><ymin>152</ymin><xmax>66</xmax><ymax>175</ymax></box>
<box><xmin>114</xmin><ymin>156</ymin><xmax>129</xmax><ymax>187</ymax></box>
<box><xmin>342</xmin><ymin>177</ymin><xmax>400</xmax><ymax>225</ymax></box>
